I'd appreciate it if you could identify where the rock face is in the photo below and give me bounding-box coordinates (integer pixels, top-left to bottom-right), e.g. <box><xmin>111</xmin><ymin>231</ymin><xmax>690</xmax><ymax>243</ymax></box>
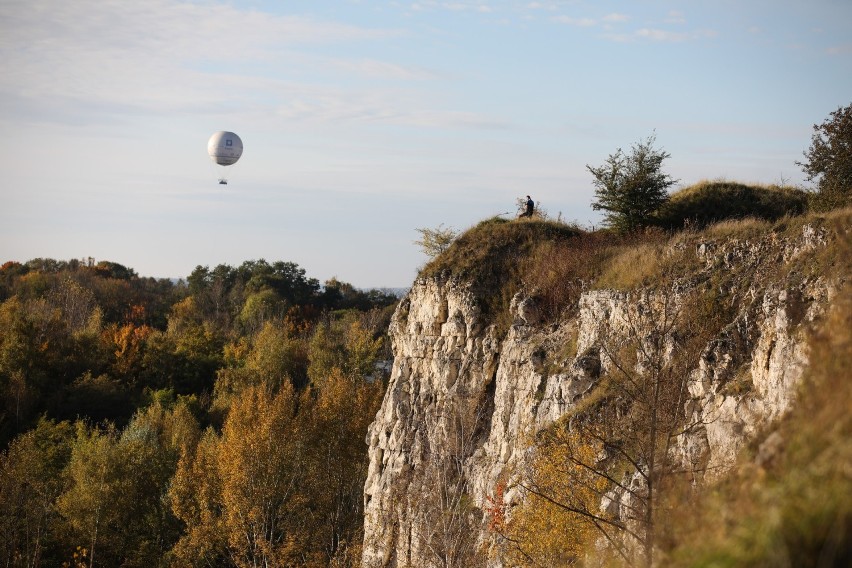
<box><xmin>362</xmin><ymin>225</ymin><xmax>838</xmax><ymax>567</ymax></box>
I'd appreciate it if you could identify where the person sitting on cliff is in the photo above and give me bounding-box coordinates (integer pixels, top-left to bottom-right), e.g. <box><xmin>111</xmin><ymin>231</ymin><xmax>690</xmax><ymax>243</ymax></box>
<box><xmin>518</xmin><ymin>195</ymin><xmax>534</xmax><ymax>218</ymax></box>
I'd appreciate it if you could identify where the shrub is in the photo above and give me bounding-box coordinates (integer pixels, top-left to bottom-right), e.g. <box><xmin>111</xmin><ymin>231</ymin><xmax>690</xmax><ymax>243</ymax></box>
<box><xmin>414</xmin><ymin>224</ymin><xmax>459</xmax><ymax>259</ymax></box>
<box><xmin>654</xmin><ymin>180</ymin><xmax>807</xmax><ymax>230</ymax></box>
<box><xmin>519</xmin><ymin>233</ymin><xmax>621</xmax><ymax>321</ymax></box>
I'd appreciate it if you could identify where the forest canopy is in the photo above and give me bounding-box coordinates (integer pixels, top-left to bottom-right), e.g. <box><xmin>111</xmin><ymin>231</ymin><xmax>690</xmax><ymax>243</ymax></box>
<box><xmin>0</xmin><ymin>257</ymin><xmax>398</xmax><ymax>567</ymax></box>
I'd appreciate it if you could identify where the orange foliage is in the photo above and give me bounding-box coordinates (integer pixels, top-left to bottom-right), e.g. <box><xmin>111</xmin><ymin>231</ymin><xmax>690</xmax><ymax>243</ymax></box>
<box><xmin>108</xmin><ymin>323</ymin><xmax>153</xmax><ymax>375</ymax></box>
<box><xmin>485</xmin><ymin>481</ymin><xmax>507</xmax><ymax>533</ymax></box>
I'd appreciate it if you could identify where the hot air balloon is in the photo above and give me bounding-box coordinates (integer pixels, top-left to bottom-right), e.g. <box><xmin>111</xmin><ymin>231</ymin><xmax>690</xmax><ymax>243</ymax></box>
<box><xmin>207</xmin><ymin>131</ymin><xmax>243</xmax><ymax>184</ymax></box>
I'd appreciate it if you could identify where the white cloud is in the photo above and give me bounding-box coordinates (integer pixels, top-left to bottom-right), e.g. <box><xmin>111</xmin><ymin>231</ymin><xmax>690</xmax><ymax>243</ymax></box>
<box><xmin>402</xmin><ymin>0</ymin><xmax>498</xmax><ymax>13</ymax></box>
<box><xmin>635</xmin><ymin>28</ymin><xmax>688</xmax><ymax>42</ymax></box>
<box><xmin>0</xmin><ymin>0</ymin><xmax>397</xmax><ymax>56</ymax></box>
<box><xmin>602</xmin><ymin>13</ymin><xmax>629</xmax><ymax>23</ymax></box>
<box><xmin>269</xmin><ymin>81</ymin><xmax>509</xmax><ymax>130</ymax></box>
<box><xmin>605</xmin><ymin>27</ymin><xmax>717</xmax><ymax>43</ymax></box>
<box><xmin>553</xmin><ymin>15</ymin><xmax>597</xmax><ymax>27</ymax></box>
<box><xmin>665</xmin><ymin>10</ymin><xmax>686</xmax><ymax>25</ymax></box>
<box><xmin>0</xmin><ymin>0</ymin><xmax>420</xmax><ymax>126</ymax></box>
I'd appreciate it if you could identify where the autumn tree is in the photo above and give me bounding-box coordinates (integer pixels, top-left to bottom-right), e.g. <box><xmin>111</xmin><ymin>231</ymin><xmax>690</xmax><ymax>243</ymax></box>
<box><xmin>300</xmin><ymin>316</ymin><xmax>385</xmax><ymax>563</ymax></box>
<box><xmin>212</xmin><ymin>320</ymin><xmax>309</xmax><ymax>420</ymax></box>
<box><xmin>508</xmin><ymin>287</ymin><xmax>708</xmax><ymax>567</ymax></box>
<box><xmin>0</xmin><ymin>255</ymin><xmax>390</xmax><ymax>567</ymax></box>
<box><xmin>57</xmin><ymin>423</ymin><xmax>129</xmax><ymax>567</ymax></box>
<box><xmin>0</xmin><ymin>290</ymin><xmax>108</xmax><ymax>443</ymax></box>
<box><xmin>499</xmin><ymin>427</ymin><xmax>606</xmax><ymax>566</ymax></box>
<box><xmin>298</xmin><ymin>368</ymin><xmax>385</xmax><ymax>565</ymax></box>
<box><xmin>168</xmin><ymin>428</ymin><xmax>228</xmax><ymax>565</ymax></box>
<box><xmin>0</xmin><ymin>297</ymin><xmax>45</xmax><ymax>441</ymax></box>
<box><xmin>173</xmin><ymin>349</ymin><xmax>383</xmax><ymax>567</ymax></box>
<box><xmin>125</xmin><ymin>297</ymin><xmax>225</xmax><ymax>395</ymax></box>
<box><xmin>308</xmin><ymin>315</ymin><xmax>384</xmax><ymax>386</ymax></box>
<box><xmin>170</xmin><ymin>384</ymin><xmax>305</xmax><ymax>567</ymax></box>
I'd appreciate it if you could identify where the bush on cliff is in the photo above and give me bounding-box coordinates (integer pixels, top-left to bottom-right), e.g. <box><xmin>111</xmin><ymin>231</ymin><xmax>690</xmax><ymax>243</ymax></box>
<box><xmin>654</xmin><ymin>180</ymin><xmax>808</xmax><ymax>230</ymax></box>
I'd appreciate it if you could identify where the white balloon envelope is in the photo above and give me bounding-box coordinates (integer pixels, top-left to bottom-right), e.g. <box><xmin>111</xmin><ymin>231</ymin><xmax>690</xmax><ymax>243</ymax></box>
<box><xmin>207</xmin><ymin>131</ymin><xmax>243</xmax><ymax>184</ymax></box>
<box><xmin>208</xmin><ymin>131</ymin><xmax>243</xmax><ymax>165</ymax></box>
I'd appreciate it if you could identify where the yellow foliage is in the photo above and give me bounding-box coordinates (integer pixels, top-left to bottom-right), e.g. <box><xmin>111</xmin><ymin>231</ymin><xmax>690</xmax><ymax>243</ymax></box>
<box><xmin>170</xmin><ymin>374</ymin><xmax>384</xmax><ymax>567</ymax></box>
<box><xmin>169</xmin><ymin>429</ymin><xmax>227</xmax><ymax>564</ymax></box>
<box><xmin>504</xmin><ymin>425</ymin><xmax>608</xmax><ymax>566</ymax></box>
<box><xmin>245</xmin><ymin>320</ymin><xmax>306</xmax><ymax>382</ymax></box>
<box><xmin>218</xmin><ymin>384</ymin><xmax>301</xmax><ymax>567</ymax></box>
<box><xmin>308</xmin><ymin>317</ymin><xmax>383</xmax><ymax>385</ymax></box>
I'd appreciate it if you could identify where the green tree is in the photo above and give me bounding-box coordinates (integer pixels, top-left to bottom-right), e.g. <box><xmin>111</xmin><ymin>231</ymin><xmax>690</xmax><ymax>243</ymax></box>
<box><xmin>798</xmin><ymin>102</ymin><xmax>852</xmax><ymax>210</ymax></box>
<box><xmin>588</xmin><ymin>134</ymin><xmax>677</xmax><ymax>233</ymax></box>
<box><xmin>187</xmin><ymin>260</ymin><xmax>321</xmax><ymax>334</ymax></box>
<box><xmin>130</xmin><ymin>301</ymin><xmax>223</xmax><ymax>395</ymax></box>
<box><xmin>118</xmin><ymin>400</ymin><xmax>199</xmax><ymax>564</ymax></box>
<box><xmin>308</xmin><ymin>316</ymin><xmax>383</xmax><ymax>386</ymax></box>
<box><xmin>0</xmin><ymin>293</ymin><xmax>108</xmax><ymax>443</ymax></box>
<box><xmin>213</xmin><ymin>320</ymin><xmax>308</xmax><ymax>418</ymax></box>
<box><xmin>319</xmin><ymin>278</ymin><xmax>398</xmax><ymax>312</ymax></box>
<box><xmin>0</xmin><ymin>418</ymin><xmax>74</xmax><ymax>567</ymax></box>
<box><xmin>57</xmin><ymin>423</ymin><xmax>127</xmax><ymax>567</ymax></box>
<box><xmin>239</xmin><ymin>289</ymin><xmax>286</xmax><ymax>334</ymax></box>
<box><xmin>57</xmin><ymin>402</ymin><xmax>196</xmax><ymax>568</ymax></box>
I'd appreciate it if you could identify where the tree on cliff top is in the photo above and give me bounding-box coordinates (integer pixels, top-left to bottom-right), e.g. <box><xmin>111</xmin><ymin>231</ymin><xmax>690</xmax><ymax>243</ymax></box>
<box><xmin>415</xmin><ymin>224</ymin><xmax>459</xmax><ymax>259</ymax></box>
<box><xmin>798</xmin><ymin>102</ymin><xmax>852</xmax><ymax>211</ymax></box>
<box><xmin>588</xmin><ymin>134</ymin><xmax>677</xmax><ymax>233</ymax></box>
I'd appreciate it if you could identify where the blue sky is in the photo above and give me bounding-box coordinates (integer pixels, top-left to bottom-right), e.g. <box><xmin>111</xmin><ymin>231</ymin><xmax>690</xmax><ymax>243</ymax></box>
<box><xmin>1</xmin><ymin>0</ymin><xmax>850</xmax><ymax>288</ymax></box>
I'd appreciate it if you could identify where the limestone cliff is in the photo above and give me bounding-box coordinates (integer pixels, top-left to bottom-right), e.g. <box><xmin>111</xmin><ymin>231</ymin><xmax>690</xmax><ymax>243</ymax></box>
<box><xmin>362</xmin><ymin>220</ymin><xmax>845</xmax><ymax>567</ymax></box>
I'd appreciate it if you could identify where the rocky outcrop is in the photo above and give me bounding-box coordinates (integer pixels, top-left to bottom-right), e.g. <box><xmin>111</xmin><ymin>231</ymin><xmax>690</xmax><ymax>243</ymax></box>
<box><xmin>362</xmin><ymin>224</ymin><xmax>839</xmax><ymax>567</ymax></box>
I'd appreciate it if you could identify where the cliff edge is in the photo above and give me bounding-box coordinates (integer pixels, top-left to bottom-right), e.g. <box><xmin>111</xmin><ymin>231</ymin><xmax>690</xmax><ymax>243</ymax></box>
<box><xmin>362</xmin><ymin>213</ymin><xmax>850</xmax><ymax>566</ymax></box>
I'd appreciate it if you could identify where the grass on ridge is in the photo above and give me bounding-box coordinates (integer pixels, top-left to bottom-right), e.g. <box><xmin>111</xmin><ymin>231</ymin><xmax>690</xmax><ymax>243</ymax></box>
<box><xmin>656</xmin><ymin>180</ymin><xmax>808</xmax><ymax>230</ymax></box>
